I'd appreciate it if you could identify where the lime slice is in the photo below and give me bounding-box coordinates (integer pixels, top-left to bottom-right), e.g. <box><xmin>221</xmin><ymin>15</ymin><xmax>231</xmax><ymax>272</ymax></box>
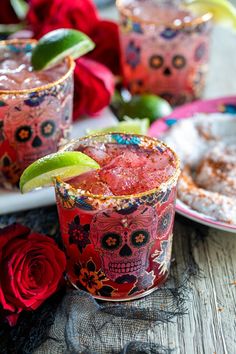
<box><xmin>10</xmin><ymin>0</ymin><xmax>29</xmax><ymax>21</ymax></box>
<box><xmin>120</xmin><ymin>95</ymin><xmax>172</xmax><ymax>123</ymax></box>
<box><xmin>87</xmin><ymin>117</ymin><xmax>150</xmax><ymax>135</ymax></box>
<box><xmin>185</xmin><ymin>0</ymin><xmax>236</xmax><ymax>28</ymax></box>
<box><xmin>0</xmin><ymin>23</ymin><xmax>25</xmax><ymax>35</ymax></box>
<box><xmin>20</xmin><ymin>151</ymin><xmax>100</xmax><ymax>193</ymax></box>
<box><xmin>31</xmin><ymin>28</ymin><xmax>95</xmax><ymax>70</ymax></box>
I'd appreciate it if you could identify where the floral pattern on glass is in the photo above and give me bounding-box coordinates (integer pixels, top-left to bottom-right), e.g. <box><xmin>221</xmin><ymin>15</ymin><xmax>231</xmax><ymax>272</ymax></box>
<box><xmin>68</xmin><ymin>215</ymin><xmax>91</xmax><ymax>253</ymax></box>
<box><xmin>74</xmin><ymin>258</ymin><xmax>117</xmax><ymax>297</ymax></box>
<box><xmin>152</xmin><ymin>236</ymin><xmax>173</xmax><ymax>276</ymax></box>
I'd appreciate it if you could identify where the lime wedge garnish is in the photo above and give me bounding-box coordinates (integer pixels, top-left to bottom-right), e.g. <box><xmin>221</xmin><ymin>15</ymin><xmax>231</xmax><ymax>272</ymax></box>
<box><xmin>10</xmin><ymin>0</ymin><xmax>29</xmax><ymax>21</ymax></box>
<box><xmin>87</xmin><ymin>117</ymin><xmax>150</xmax><ymax>135</ymax></box>
<box><xmin>31</xmin><ymin>28</ymin><xmax>95</xmax><ymax>70</ymax></box>
<box><xmin>185</xmin><ymin>0</ymin><xmax>236</xmax><ymax>29</ymax></box>
<box><xmin>20</xmin><ymin>151</ymin><xmax>100</xmax><ymax>193</ymax></box>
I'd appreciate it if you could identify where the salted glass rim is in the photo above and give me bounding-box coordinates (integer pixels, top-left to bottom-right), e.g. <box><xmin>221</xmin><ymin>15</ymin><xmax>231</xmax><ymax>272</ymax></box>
<box><xmin>0</xmin><ymin>39</ymin><xmax>75</xmax><ymax>95</ymax></box>
<box><xmin>116</xmin><ymin>0</ymin><xmax>213</xmax><ymax>28</ymax></box>
<box><xmin>56</xmin><ymin>133</ymin><xmax>180</xmax><ymax>201</ymax></box>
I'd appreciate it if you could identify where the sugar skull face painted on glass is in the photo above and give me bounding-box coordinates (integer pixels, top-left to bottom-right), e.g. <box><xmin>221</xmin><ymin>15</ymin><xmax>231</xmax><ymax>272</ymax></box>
<box><xmin>55</xmin><ymin>133</ymin><xmax>180</xmax><ymax>300</ymax></box>
<box><xmin>117</xmin><ymin>0</ymin><xmax>212</xmax><ymax>105</ymax></box>
<box><xmin>90</xmin><ymin>205</ymin><xmax>158</xmax><ymax>283</ymax></box>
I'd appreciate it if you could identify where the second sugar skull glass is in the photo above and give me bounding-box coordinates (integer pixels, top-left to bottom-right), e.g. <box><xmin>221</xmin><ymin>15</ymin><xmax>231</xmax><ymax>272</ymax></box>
<box><xmin>55</xmin><ymin>133</ymin><xmax>180</xmax><ymax>300</ymax></box>
<box><xmin>0</xmin><ymin>39</ymin><xmax>75</xmax><ymax>188</ymax></box>
<box><xmin>117</xmin><ymin>0</ymin><xmax>212</xmax><ymax>105</ymax></box>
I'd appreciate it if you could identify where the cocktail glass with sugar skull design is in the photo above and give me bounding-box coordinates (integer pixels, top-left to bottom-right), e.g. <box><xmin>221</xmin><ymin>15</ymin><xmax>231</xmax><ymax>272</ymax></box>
<box><xmin>117</xmin><ymin>0</ymin><xmax>212</xmax><ymax>105</ymax></box>
<box><xmin>55</xmin><ymin>133</ymin><xmax>180</xmax><ymax>300</ymax></box>
<box><xmin>0</xmin><ymin>39</ymin><xmax>75</xmax><ymax>188</ymax></box>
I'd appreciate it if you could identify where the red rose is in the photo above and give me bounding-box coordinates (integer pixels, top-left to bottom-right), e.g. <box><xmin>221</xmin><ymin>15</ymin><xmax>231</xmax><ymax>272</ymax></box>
<box><xmin>27</xmin><ymin>0</ymin><xmax>121</xmax><ymax>75</ymax></box>
<box><xmin>88</xmin><ymin>20</ymin><xmax>121</xmax><ymax>75</ymax></box>
<box><xmin>0</xmin><ymin>0</ymin><xmax>20</xmax><ymax>24</ymax></box>
<box><xmin>0</xmin><ymin>223</ymin><xmax>66</xmax><ymax>326</ymax></box>
<box><xmin>26</xmin><ymin>0</ymin><xmax>120</xmax><ymax>118</ymax></box>
<box><xmin>73</xmin><ymin>57</ymin><xmax>114</xmax><ymax>118</ymax></box>
<box><xmin>27</xmin><ymin>0</ymin><xmax>100</xmax><ymax>39</ymax></box>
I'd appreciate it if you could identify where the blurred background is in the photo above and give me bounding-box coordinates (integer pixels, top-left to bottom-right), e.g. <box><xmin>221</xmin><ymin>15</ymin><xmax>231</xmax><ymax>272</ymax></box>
<box><xmin>97</xmin><ymin>0</ymin><xmax>236</xmax><ymax>101</ymax></box>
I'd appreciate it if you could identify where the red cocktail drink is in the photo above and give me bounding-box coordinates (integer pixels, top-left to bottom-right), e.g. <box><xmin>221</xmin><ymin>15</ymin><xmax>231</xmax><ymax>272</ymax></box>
<box><xmin>0</xmin><ymin>39</ymin><xmax>74</xmax><ymax>188</ymax></box>
<box><xmin>55</xmin><ymin>133</ymin><xmax>180</xmax><ymax>300</ymax></box>
<box><xmin>117</xmin><ymin>0</ymin><xmax>212</xmax><ymax>105</ymax></box>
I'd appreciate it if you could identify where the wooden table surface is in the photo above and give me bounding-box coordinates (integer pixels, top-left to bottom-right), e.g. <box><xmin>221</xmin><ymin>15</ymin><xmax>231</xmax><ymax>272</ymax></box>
<box><xmin>157</xmin><ymin>216</ymin><xmax>236</xmax><ymax>354</ymax></box>
<box><xmin>100</xmin><ymin>4</ymin><xmax>236</xmax><ymax>354</ymax></box>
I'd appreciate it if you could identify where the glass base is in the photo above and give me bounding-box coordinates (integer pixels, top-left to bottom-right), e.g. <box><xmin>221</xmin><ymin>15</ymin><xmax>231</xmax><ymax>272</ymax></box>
<box><xmin>70</xmin><ymin>274</ymin><xmax>168</xmax><ymax>302</ymax></box>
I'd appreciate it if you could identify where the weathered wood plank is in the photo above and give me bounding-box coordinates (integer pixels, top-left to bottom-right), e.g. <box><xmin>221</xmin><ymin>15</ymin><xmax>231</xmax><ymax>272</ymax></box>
<box><xmin>148</xmin><ymin>216</ymin><xmax>236</xmax><ymax>354</ymax></box>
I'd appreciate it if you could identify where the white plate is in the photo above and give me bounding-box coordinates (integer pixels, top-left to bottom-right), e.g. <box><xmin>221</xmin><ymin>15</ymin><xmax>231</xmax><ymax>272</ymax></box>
<box><xmin>149</xmin><ymin>96</ymin><xmax>236</xmax><ymax>234</ymax></box>
<box><xmin>176</xmin><ymin>200</ymin><xmax>236</xmax><ymax>233</ymax></box>
<box><xmin>0</xmin><ymin>109</ymin><xmax>118</xmax><ymax>215</ymax></box>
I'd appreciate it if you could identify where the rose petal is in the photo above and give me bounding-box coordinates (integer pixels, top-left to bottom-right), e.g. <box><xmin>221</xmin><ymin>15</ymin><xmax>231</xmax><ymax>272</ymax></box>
<box><xmin>0</xmin><ymin>224</ymin><xmax>30</xmax><ymax>249</ymax></box>
<box><xmin>88</xmin><ymin>20</ymin><xmax>121</xmax><ymax>75</ymax></box>
<box><xmin>0</xmin><ymin>238</ymin><xmax>29</xmax><ymax>311</ymax></box>
<box><xmin>0</xmin><ymin>0</ymin><xmax>20</xmax><ymax>24</ymax></box>
<box><xmin>27</xmin><ymin>0</ymin><xmax>100</xmax><ymax>38</ymax></box>
<box><xmin>73</xmin><ymin>57</ymin><xmax>114</xmax><ymax>119</ymax></box>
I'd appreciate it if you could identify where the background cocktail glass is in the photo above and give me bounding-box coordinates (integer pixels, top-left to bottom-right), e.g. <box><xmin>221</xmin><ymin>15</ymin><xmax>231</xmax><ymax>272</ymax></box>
<box><xmin>0</xmin><ymin>39</ymin><xmax>75</xmax><ymax>189</ymax></box>
<box><xmin>117</xmin><ymin>0</ymin><xmax>213</xmax><ymax>106</ymax></box>
<box><xmin>55</xmin><ymin>133</ymin><xmax>180</xmax><ymax>301</ymax></box>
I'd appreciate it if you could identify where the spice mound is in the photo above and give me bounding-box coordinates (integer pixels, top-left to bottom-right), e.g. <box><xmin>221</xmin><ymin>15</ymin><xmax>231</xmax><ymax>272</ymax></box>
<box><xmin>164</xmin><ymin>113</ymin><xmax>236</xmax><ymax>224</ymax></box>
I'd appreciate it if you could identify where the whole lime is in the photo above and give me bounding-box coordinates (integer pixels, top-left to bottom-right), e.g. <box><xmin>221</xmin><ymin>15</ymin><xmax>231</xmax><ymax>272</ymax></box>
<box><xmin>121</xmin><ymin>94</ymin><xmax>172</xmax><ymax>123</ymax></box>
